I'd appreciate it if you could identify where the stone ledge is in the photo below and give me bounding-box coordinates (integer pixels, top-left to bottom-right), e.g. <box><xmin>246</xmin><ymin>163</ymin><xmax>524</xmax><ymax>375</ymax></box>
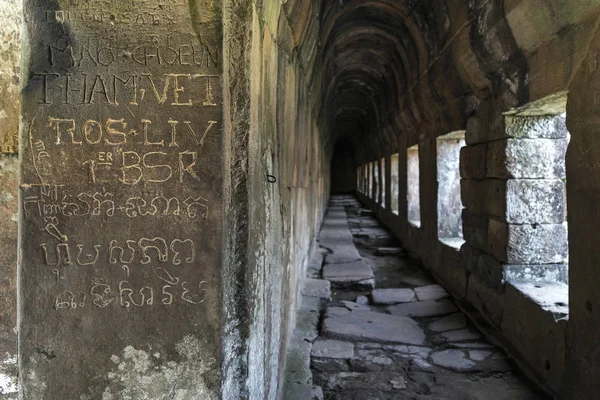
<box><xmin>501</xmin><ymin>281</ymin><xmax>568</xmax><ymax>393</ymax></box>
<box><xmin>439</xmin><ymin>237</ymin><xmax>465</xmax><ymax>251</ymax></box>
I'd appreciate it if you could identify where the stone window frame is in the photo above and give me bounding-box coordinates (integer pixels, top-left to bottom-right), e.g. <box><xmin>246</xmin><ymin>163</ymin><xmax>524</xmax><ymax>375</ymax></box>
<box><xmin>390</xmin><ymin>153</ymin><xmax>400</xmax><ymax>215</ymax></box>
<box><xmin>437</xmin><ymin>131</ymin><xmax>466</xmax><ymax>249</ymax></box>
<box><xmin>407</xmin><ymin>144</ymin><xmax>421</xmax><ymax>227</ymax></box>
<box><xmin>380</xmin><ymin>157</ymin><xmax>386</xmax><ymax>208</ymax></box>
<box><xmin>373</xmin><ymin>160</ymin><xmax>380</xmax><ymax>201</ymax></box>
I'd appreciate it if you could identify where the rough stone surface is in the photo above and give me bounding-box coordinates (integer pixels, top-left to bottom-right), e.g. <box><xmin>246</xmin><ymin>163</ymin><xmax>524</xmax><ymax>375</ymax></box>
<box><xmin>322</xmin><ymin>309</ymin><xmax>425</xmax><ymax>345</ymax></box>
<box><xmin>283</xmin><ymin>384</ymin><xmax>324</xmax><ymax>400</ymax></box>
<box><xmin>323</xmin><ymin>260</ymin><xmax>375</xmax><ymax>290</ymax></box>
<box><xmin>371</xmin><ymin>288</ymin><xmax>415</xmax><ymax>305</ymax></box>
<box><xmin>487</xmin><ymin>138</ymin><xmax>568</xmax><ymax>179</ymax></box>
<box><xmin>387</xmin><ymin>300</ymin><xmax>458</xmax><ymax>318</ymax></box>
<box><xmin>506</xmin><ymin>180</ymin><xmax>566</xmax><ymax>224</ymax></box>
<box><xmin>414</xmin><ymin>285</ymin><xmax>449</xmax><ymax>301</ymax></box>
<box><xmin>341</xmin><ymin>301</ymin><xmax>371</xmax><ymax>311</ymax></box>
<box><xmin>319</xmin><ymin>208</ymin><xmax>362</xmax><ymax>264</ymax></box>
<box><xmin>488</xmin><ymin>220</ymin><xmax>568</xmax><ymax>264</ymax></box>
<box><xmin>311</xmin><ymin>340</ymin><xmax>354</xmax><ymax>360</ymax></box>
<box><xmin>19</xmin><ymin>2</ymin><xmax>223</xmax><ymax>398</ymax></box>
<box><xmin>429</xmin><ymin>313</ymin><xmax>467</xmax><ymax>332</ymax></box>
<box><xmin>303</xmin><ymin>279</ymin><xmax>332</xmax><ymax>300</ymax></box>
<box><xmin>431</xmin><ymin>350</ymin><xmax>476</xmax><ymax>371</ymax></box>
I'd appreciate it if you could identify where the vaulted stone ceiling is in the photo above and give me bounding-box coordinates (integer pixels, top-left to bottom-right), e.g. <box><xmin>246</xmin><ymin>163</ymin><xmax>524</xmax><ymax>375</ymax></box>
<box><xmin>313</xmin><ymin>0</ymin><xmax>533</xmax><ymax>161</ymax></box>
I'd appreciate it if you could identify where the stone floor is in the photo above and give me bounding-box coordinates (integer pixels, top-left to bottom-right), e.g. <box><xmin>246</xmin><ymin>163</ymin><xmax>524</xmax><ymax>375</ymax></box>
<box><xmin>285</xmin><ymin>195</ymin><xmax>550</xmax><ymax>400</ymax></box>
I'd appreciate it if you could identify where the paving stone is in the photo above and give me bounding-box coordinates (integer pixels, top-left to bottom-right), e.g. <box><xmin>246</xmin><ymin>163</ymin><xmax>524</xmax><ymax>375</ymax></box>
<box><xmin>371</xmin><ymin>288</ymin><xmax>415</xmax><ymax>305</ymax></box>
<box><xmin>312</xmin><ymin>357</ymin><xmax>351</xmax><ymax>373</ymax></box>
<box><xmin>431</xmin><ymin>349</ymin><xmax>476</xmax><ymax>371</ymax></box>
<box><xmin>382</xmin><ymin>345</ymin><xmax>431</xmax><ymax>359</ymax></box>
<box><xmin>356</xmin><ymin>343</ymin><xmax>383</xmax><ymax>350</ymax></box>
<box><xmin>323</xmin><ymin>260</ymin><xmax>375</xmax><ymax>290</ymax></box>
<box><xmin>469</xmin><ymin>350</ymin><xmax>493</xmax><ymax>361</ymax></box>
<box><xmin>374</xmin><ymin>247</ymin><xmax>406</xmax><ymax>256</ymax></box>
<box><xmin>303</xmin><ymin>278</ymin><xmax>332</xmax><ymax>299</ymax></box>
<box><xmin>342</xmin><ymin>301</ymin><xmax>371</xmax><ymax>311</ymax></box>
<box><xmin>350</xmin><ymin>349</ymin><xmax>395</xmax><ymax>371</ymax></box>
<box><xmin>414</xmin><ymin>284</ymin><xmax>449</xmax><ymax>301</ymax></box>
<box><xmin>327</xmin><ymin>307</ymin><xmax>351</xmax><ymax>317</ymax></box>
<box><xmin>283</xmin><ymin>383</ymin><xmax>324</xmax><ymax>400</ymax></box>
<box><xmin>390</xmin><ymin>377</ymin><xmax>408</xmax><ymax>390</ymax></box>
<box><xmin>428</xmin><ymin>313</ymin><xmax>467</xmax><ymax>332</ymax></box>
<box><xmin>387</xmin><ymin>300</ymin><xmax>458</xmax><ymax>318</ymax></box>
<box><xmin>322</xmin><ymin>309</ymin><xmax>426</xmax><ymax>345</ymax></box>
<box><xmin>321</xmin><ymin>371</ymin><xmax>408</xmax><ymax>392</ymax></box>
<box><xmin>440</xmin><ymin>328</ymin><xmax>483</xmax><ymax>342</ymax></box>
<box><xmin>312</xmin><ymin>339</ymin><xmax>354</xmax><ymax>359</ymax></box>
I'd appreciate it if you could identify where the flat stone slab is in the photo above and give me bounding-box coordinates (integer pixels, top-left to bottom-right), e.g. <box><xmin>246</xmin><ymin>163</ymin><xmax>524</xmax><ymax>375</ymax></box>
<box><xmin>319</xmin><ymin>209</ymin><xmax>362</xmax><ymax>264</ymax></box>
<box><xmin>312</xmin><ymin>339</ymin><xmax>355</xmax><ymax>359</ymax></box>
<box><xmin>302</xmin><ymin>278</ymin><xmax>331</xmax><ymax>300</ymax></box>
<box><xmin>431</xmin><ymin>349</ymin><xmax>476</xmax><ymax>371</ymax></box>
<box><xmin>371</xmin><ymin>288</ymin><xmax>415</xmax><ymax>305</ymax></box>
<box><xmin>414</xmin><ymin>284</ymin><xmax>450</xmax><ymax>301</ymax></box>
<box><xmin>323</xmin><ymin>260</ymin><xmax>375</xmax><ymax>289</ymax></box>
<box><xmin>387</xmin><ymin>300</ymin><xmax>458</xmax><ymax>318</ymax></box>
<box><xmin>322</xmin><ymin>309</ymin><xmax>426</xmax><ymax>345</ymax></box>
<box><xmin>374</xmin><ymin>247</ymin><xmax>406</xmax><ymax>256</ymax></box>
<box><xmin>431</xmin><ymin>349</ymin><xmax>512</xmax><ymax>373</ymax></box>
<box><xmin>429</xmin><ymin>313</ymin><xmax>467</xmax><ymax>332</ymax></box>
<box><xmin>440</xmin><ymin>328</ymin><xmax>483</xmax><ymax>342</ymax></box>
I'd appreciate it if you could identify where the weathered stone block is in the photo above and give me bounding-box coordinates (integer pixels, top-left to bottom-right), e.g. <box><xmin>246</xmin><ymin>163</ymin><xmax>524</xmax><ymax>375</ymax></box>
<box><xmin>487</xmin><ymin>138</ymin><xmax>568</xmax><ymax>179</ymax></box>
<box><xmin>502</xmin><ymin>282</ymin><xmax>568</xmax><ymax>392</ymax></box>
<box><xmin>488</xmin><ymin>219</ymin><xmax>568</xmax><ymax>264</ymax></box>
<box><xmin>502</xmin><ymin>264</ymin><xmax>569</xmax><ymax>284</ymax></box>
<box><xmin>505</xmin><ymin>114</ymin><xmax>569</xmax><ymax>139</ymax></box>
<box><xmin>462</xmin><ymin>210</ymin><xmax>489</xmax><ymax>252</ymax></box>
<box><xmin>463</xmin><ymin>179</ymin><xmax>566</xmax><ymax>224</ymax></box>
<box><xmin>465</xmin><ymin>102</ymin><xmax>506</xmax><ymax>145</ymax></box>
<box><xmin>460</xmin><ymin>144</ymin><xmax>487</xmax><ymax>179</ymax></box>
<box><xmin>506</xmin><ymin>179</ymin><xmax>566</xmax><ymax>223</ymax></box>
<box><xmin>462</xmin><ymin>179</ymin><xmax>507</xmax><ymax>219</ymax></box>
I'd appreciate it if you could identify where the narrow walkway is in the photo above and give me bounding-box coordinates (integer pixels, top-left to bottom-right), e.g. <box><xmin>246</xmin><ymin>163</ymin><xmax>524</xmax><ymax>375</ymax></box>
<box><xmin>298</xmin><ymin>195</ymin><xmax>549</xmax><ymax>400</ymax></box>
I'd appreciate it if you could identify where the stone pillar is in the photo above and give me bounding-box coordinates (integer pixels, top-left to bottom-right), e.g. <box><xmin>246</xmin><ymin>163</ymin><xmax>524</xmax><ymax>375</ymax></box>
<box><xmin>562</xmin><ymin>25</ymin><xmax>600</xmax><ymax>400</ymax></box>
<box><xmin>19</xmin><ymin>1</ymin><xmax>222</xmax><ymax>398</ymax></box>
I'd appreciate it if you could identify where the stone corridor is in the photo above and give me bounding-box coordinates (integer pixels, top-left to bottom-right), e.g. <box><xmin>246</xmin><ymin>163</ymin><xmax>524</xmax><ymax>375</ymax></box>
<box><xmin>2</xmin><ymin>1</ymin><xmax>600</xmax><ymax>399</ymax></box>
<box><xmin>285</xmin><ymin>195</ymin><xmax>548</xmax><ymax>400</ymax></box>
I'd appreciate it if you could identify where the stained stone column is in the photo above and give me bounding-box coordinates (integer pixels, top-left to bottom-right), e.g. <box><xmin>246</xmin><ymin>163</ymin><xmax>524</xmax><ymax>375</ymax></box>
<box><xmin>19</xmin><ymin>1</ymin><xmax>222</xmax><ymax>398</ymax></box>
